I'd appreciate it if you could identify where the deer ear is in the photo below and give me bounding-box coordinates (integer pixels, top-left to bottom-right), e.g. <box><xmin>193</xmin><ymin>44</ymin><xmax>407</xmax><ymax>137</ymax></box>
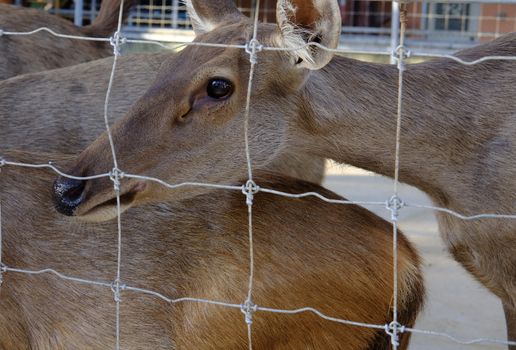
<box><xmin>276</xmin><ymin>0</ymin><xmax>341</xmax><ymax>70</ymax></box>
<box><xmin>186</xmin><ymin>0</ymin><xmax>246</xmax><ymax>35</ymax></box>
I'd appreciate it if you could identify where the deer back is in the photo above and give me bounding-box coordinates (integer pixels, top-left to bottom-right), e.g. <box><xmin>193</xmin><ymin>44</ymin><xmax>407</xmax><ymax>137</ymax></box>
<box><xmin>0</xmin><ymin>0</ymin><xmax>133</xmax><ymax>80</ymax></box>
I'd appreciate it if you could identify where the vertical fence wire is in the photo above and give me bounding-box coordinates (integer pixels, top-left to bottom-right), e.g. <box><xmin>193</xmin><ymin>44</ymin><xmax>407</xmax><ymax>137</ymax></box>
<box><xmin>101</xmin><ymin>0</ymin><xmax>127</xmax><ymax>348</ymax></box>
<box><xmin>389</xmin><ymin>2</ymin><xmax>409</xmax><ymax>348</ymax></box>
<box><xmin>242</xmin><ymin>0</ymin><xmax>262</xmax><ymax>348</ymax></box>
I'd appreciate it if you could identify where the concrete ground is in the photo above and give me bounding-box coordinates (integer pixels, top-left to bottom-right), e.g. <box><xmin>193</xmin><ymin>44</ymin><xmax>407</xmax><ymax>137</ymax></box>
<box><xmin>323</xmin><ymin>162</ymin><xmax>508</xmax><ymax>350</ymax></box>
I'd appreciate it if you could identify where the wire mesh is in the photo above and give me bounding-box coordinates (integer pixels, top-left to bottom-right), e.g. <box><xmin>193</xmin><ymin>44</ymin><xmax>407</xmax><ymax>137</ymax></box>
<box><xmin>1</xmin><ymin>0</ymin><xmax>516</xmax><ymax>349</ymax></box>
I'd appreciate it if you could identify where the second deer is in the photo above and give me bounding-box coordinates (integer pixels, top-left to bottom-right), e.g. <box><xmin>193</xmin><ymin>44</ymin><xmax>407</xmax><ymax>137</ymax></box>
<box><xmin>0</xmin><ymin>0</ymin><xmax>134</xmax><ymax>80</ymax></box>
<box><xmin>1</xmin><ymin>150</ymin><xmax>424</xmax><ymax>349</ymax></box>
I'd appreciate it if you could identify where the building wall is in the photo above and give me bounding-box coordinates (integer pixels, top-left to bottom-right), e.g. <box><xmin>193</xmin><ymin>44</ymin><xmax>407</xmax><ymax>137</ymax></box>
<box><xmin>479</xmin><ymin>3</ymin><xmax>516</xmax><ymax>41</ymax></box>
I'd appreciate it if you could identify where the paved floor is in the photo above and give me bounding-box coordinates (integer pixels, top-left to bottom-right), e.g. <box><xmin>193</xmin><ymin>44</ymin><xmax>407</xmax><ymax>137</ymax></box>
<box><xmin>323</xmin><ymin>164</ymin><xmax>507</xmax><ymax>350</ymax></box>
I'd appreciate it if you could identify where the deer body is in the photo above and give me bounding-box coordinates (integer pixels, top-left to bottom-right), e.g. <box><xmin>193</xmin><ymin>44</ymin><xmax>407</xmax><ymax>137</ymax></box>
<box><xmin>293</xmin><ymin>40</ymin><xmax>516</xmax><ymax>321</ymax></box>
<box><xmin>0</xmin><ymin>0</ymin><xmax>133</xmax><ymax>80</ymax></box>
<box><xmin>1</xmin><ymin>151</ymin><xmax>423</xmax><ymax>349</ymax></box>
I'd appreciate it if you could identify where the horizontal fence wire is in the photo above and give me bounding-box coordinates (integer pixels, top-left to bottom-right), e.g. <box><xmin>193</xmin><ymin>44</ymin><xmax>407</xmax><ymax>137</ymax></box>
<box><xmin>6</xmin><ymin>25</ymin><xmax>516</xmax><ymax>64</ymax></box>
<box><xmin>1</xmin><ymin>263</ymin><xmax>515</xmax><ymax>347</ymax></box>
<box><xmin>1</xmin><ymin>2</ymin><xmax>516</xmax><ymax>348</ymax></box>
<box><xmin>2</xmin><ymin>158</ymin><xmax>515</xmax><ymax>221</ymax></box>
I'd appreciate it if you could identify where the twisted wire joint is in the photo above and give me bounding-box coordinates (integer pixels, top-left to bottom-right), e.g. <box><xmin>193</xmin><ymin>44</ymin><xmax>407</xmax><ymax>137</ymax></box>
<box><xmin>0</xmin><ymin>264</ymin><xmax>7</xmax><ymax>286</ymax></box>
<box><xmin>241</xmin><ymin>299</ymin><xmax>257</xmax><ymax>325</ymax></box>
<box><xmin>111</xmin><ymin>279</ymin><xmax>126</xmax><ymax>302</ymax></box>
<box><xmin>109</xmin><ymin>168</ymin><xmax>125</xmax><ymax>192</ymax></box>
<box><xmin>245</xmin><ymin>39</ymin><xmax>263</xmax><ymax>65</ymax></box>
<box><xmin>385</xmin><ymin>321</ymin><xmax>405</xmax><ymax>347</ymax></box>
<box><xmin>392</xmin><ymin>45</ymin><xmax>411</xmax><ymax>71</ymax></box>
<box><xmin>386</xmin><ymin>195</ymin><xmax>405</xmax><ymax>221</ymax></box>
<box><xmin>110</xmin><ymin>31</ymin><xmax>127</xmax><ymax>56</ymax></box>
<box><xmin>242</xmin><ymin>180</ymin><xmax>260</xmax><ymax>206</ymax></box>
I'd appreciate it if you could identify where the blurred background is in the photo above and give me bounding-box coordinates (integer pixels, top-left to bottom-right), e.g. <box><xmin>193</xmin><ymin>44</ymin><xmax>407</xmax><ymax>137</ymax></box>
<box><xmin>5</xmin><ymin>0</ymin><xmax>516</xmax><ymax>55</ymax></box>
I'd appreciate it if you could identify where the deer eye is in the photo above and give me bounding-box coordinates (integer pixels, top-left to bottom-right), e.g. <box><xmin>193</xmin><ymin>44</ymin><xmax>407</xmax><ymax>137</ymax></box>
<box><xmin>207</xmin><ymin>78</ymin><xmax>233</xmax><ymax>99</ymax></box>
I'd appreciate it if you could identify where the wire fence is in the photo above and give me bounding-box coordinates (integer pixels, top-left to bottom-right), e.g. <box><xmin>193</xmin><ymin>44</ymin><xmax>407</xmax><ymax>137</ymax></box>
<box><xmin>1</xmin><ymin>0</ymin><xmax>516</xmax><ymax>349</ymax></box>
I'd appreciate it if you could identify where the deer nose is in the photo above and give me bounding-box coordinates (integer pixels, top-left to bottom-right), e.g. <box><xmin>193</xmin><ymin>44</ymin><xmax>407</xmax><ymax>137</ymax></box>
<box><xmin>53</xmin><ymin>177</ymin><xmax>87</xmax><ymax>216</ymax></box>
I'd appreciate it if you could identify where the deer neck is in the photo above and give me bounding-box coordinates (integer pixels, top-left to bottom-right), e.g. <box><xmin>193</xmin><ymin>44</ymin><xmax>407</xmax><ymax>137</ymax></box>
<box><xmin>294</xmin><ymin>55</ymin><xmax>477</xmax><ymax>206</ymax></box>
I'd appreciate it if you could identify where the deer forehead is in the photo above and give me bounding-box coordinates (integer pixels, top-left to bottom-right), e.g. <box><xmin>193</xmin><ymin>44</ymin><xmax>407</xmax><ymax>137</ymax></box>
<box><xmin>152</xmin><ymin>24</ymin><xmax>286</xmax><ymax>90</ymax></box>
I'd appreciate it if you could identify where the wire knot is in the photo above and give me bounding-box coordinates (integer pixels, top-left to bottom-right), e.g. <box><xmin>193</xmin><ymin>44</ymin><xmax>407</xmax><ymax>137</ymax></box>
<box><xmin>242</xmin><ymin>180</ymin><xmax>260</xmax><ymax>206</ymax></box>
<box><xmin>0</xmin><ymin>29</ymin><xmax>4</xmax><ymax>37</ymax></box>
<box><xmin>392</xmin><ymin>45</ymin><xmax>411</xmax><ymax>71</ymax></box>
<box><xmin>384</xmin><ymin>321</ymin><xmax>405</xmax><ymax>346</ymax></box>
<box><xmin>386</xmin><ymin>195</ymin><xmax>405</xmax><ymax>221</ymax></box>
<box><xmin>0</xmin><ymin>264</ymin><xmax>7</xmax><ymax>286</ymax></box>
<box><xmin>110</xmin><ymin>31</ymin><xmax>126</xmax><ymax>56</ymax></box>
<box><xmin>0</xmin><ymin>157</ymin><xmax>5</xmax><ymax>167</ymax></box>
<box><xmin>240</xmin><ymin>299</ymin><xmax>257</xmax><ymax>325</ymax></box>
<box><xmin>245</xmin><ymin>39</ymin><xmax>263</xmax><ymax>65</ymax></box>
<box><xmin>109</xmin><ymin>168</ymin><xmax>125</xmax><ymax>192</ymax></box>
<box><xmin>111</xmin><ymin>279</ymin><xmax>125</xmax><ymax>302</ymax></box>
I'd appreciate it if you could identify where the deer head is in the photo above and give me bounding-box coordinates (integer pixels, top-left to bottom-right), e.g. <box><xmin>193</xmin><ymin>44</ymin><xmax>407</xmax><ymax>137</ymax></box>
<box><xmin>53</xmin><ymin>0</ymin><xmax>341</xmax><ymax>221</ymax></box>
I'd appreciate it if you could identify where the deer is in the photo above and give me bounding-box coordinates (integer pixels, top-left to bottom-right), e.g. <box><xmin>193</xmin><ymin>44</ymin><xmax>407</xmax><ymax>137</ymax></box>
<box><xmin>0</xmin><ymin>0</ymin><xmax>134</xmax><ymax>80</ymax></box>
<box><xmin>0</xmin><ymin>150</ymin><xmax>424</xmax><ymax>349</ymax></box>
<box><xmin>0</xmin><ymin>50</ymin><xmax>325</xmax><ymax>183</ymax></box>
<box><xmin>50</xmin><ymin>0</ymin><xmax>516</xmax><ymax>346</ymax></box>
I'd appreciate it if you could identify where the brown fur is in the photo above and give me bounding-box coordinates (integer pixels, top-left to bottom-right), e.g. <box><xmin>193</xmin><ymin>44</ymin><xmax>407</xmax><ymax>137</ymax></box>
<box><xmin>0</xmin><ymin>0</ymin><xmax>133</xmax><ymax>80</ymax></box>
<box><xmin>61</xmin><ymin>1</ymin><xmax>516</xmax><ymax>345</ymax></box>
<box><xmin>1</xmin><ymin>150</ymin><xmax>424</xmax><ymax>349</ymax></box>
<box><xmin>0</xmin><ymin>53</ymin><xmax>167</xmax><ymax>152</ymax></box>
<box><xmin>0</xmin><ymin>52</ymin><xmax>324</xmax><ymax>183</ymax></box>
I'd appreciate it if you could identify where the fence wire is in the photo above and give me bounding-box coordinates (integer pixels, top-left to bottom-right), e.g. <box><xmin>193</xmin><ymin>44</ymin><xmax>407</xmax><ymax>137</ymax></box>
<box><xmin>1</xmin><ymin>1</ymin><xmax>516</xmax><ymax>349</ymax></box>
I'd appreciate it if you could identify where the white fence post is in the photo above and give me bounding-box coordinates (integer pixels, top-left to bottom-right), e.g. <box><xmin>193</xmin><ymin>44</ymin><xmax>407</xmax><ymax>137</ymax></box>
<box><xmin>90</xmin><ymin>0</ymin><xmax>97</xmax><ymax>23</ymax></box>
<box><xmin>74</xmin><ymin>0</ymin><xmax>84</xmax><ymax>26</ymax></box>
<box><xmin>172</xmin><ymin>0</ymin><xmax>179</xmax><ymax>29</ymax></box>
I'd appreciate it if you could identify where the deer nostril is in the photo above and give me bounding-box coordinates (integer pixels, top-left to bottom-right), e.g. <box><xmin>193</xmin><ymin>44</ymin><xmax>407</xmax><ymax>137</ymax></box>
<box><xmin>53</xmin><ymin>177</ymin><xmax>87</xmax><ymax>216</ymax></box>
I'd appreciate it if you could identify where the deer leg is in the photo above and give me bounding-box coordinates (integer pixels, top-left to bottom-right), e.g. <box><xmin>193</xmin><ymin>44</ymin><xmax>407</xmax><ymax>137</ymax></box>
<box><xmin>503</xmin><ymin>303</ymin><xmax>516</xmax><ymax>350</ymax></box>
